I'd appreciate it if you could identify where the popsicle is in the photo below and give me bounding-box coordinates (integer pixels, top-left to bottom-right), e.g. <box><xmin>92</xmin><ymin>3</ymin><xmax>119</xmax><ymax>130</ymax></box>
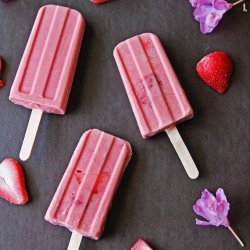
<box><xmin>114</xmin><ymin>33</ymin><xmax>199</xmax><ymax>179</ymax></box>
<box><xmin>45</xmin><ymin>129</ymin><xmax>132</xmax><ymax>249</ymax></box>
<box><xmin>9</xmin><ymin>5</ymin><xmax>85</xmax><ymax>161</ymax></box>
<box><xmin>131</xmin><ymin>239</ymin><xmax>153</xmax><ymax>250</ymax></box>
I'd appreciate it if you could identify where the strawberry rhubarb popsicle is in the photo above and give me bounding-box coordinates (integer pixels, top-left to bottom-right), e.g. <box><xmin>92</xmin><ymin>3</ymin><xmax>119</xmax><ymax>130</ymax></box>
<box><xmin>9</xmin><ymin>5</ymin><xmax>85</xmax><ymax>161</ymax></box>
<box><xmin>45</xmin><ymin>129</ymin><xmax>132</xmax><ymax>249</ymax></box>
<box><xmin>114</xmin><ymin>33</ymin><xmax>199</xmax><ymax>179</ymax></box>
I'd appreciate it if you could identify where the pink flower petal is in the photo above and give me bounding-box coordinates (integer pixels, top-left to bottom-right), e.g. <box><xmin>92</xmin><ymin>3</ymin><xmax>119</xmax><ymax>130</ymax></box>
<box><xmin>193</xmin><ymin>200</ymin><xmax>217</xmax><ymax>221</ymax></box>
<box><xmin>190</xmin><ymin>0</ymin><xmax>232</xmax><ymax>34</ymax></box>
<box><xmin>216</xmin><ymin>188</ymin><xmax>227</xmax><ymax>203</ymax></box>
<box><xmin>201</xmin><ymin>189</ymin><xmax>217</xmax><ymax>209</ymax></box>
<box><xmin>195</xmin><ymin>218</ymin><xmax>212</xmax><ymax>226</ymax></box>
<box><xmin>213</xmin><ymin>0</ymin><xmax>232</xmax><ymax>10</ymax></box>
<box><xmin>193</xmin><ymin>6</ymin><xmax>224</xmax><ymax>34</ymax></box>
<box><xmin>189</xmin><ymin>0</ymin><xmax>212</xmax><ymax>8</ymax></box>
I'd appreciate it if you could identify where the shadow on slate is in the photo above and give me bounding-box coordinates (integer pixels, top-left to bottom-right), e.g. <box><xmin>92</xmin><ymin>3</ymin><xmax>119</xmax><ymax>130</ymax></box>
<box><xmin>67</xmin><ymin>24</ymin><xmax>94</xmax><ymax>114</ymax></box>
<box><xmin>103</xmin><ymin>147</ymin><xmax>139</xmax><ymax>238</ymax></box>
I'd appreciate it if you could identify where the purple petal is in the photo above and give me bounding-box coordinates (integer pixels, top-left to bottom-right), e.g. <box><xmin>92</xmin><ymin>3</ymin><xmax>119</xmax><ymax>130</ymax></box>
<box><xmin>193</xmin><ymin>6</ymin><xmax>226</xmax><ymax>34</ymax></box>
<box><xmin>193</xmin><ymin>188</ymin><xmax>231</xmax><ymax>227</ymax></box>
<box><xmin>213</xmin><ymin>0</ymin><xmax>233</xmax><ymax>10</ymax></box>
<box><xmin>193</xmin><ymin>201</ymin><xmax>217</xmax><ymax>222</ymax></box>
<box><xmin>222</xmin><ymin>217</ymin><xmax>230</xmax><ymax>227</ymax></box>
<box><xmin>207</xmin><ymin>218</ymin><xmax>224</xmax><ymax>226</ymax></box>
<box><xmin>216</xmin><ymin>189</ymin><xmax>230</xmax><ymax>226</ymax></box>
<box><xmin>217</xmin><ymin>200</ymin><xmax>230</xmax><ymax>226</ymax></box>
<box><xmin>196</xmin><ymin>217</ymin><xmax>225</xmax><ymax>227</ymax></box>
<box><xmin>201</xmin><ymin>189</ymin><xmax>217</xmax><ymax>208</ymax></box>
<box><xmin>191</xmin><ymin>0</ymin><xmax>232</xmax><ymax>34</ymax></box>
<box><xmin>195</xmin><ymin>218</ymin><xmax>212</xmax><ymax>226</ymax></box>
<box><xmin>201</xmin><ymin>189</ymin><xmax>216</xmax><ymax>201</ymax></box>
<box><xmin>189</xmin><ymin>0</ymin><xmax>213</xmax><ymax>7</ymax></box>
<box><xmin>217</xmin><ymin>201</ymin><xmax>229</xmax><ymax>216</ymax></box>
<box><xmin>216</xmin><ymin>188</ymin><xmax>228</xmax><ymax>203</ymax></box>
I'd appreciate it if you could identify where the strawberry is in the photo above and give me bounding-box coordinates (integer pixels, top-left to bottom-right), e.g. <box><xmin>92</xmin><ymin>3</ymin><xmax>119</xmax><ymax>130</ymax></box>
<box><xmin>91</xmin><ymin>0</ymin><xmax>109</xmax><ymax>4</ymax></box>
<box><xmin>0</xmin><ymin>158</ymin><xmax>29</xmax><ymax>205</ymax></box>
<box><xmin>196</xmin><ymin>52</ymin><xmax>233</xmax><ymax>94</ymax></box>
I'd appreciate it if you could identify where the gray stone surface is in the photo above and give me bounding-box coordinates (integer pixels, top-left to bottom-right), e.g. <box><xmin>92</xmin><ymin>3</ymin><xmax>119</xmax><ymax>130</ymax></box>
<box><xmin>0</xmin><ymin>0</ymin><xmax>249</xmax><ymax>249</ymax></box>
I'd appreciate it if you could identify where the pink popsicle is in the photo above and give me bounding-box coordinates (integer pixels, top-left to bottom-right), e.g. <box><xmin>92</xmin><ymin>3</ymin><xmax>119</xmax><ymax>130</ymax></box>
<box><xmin>114</xmin><ymin>33</ymin><xmax>199</xmax><ymax>179</ymax></box>
<box><xmin>9</xmin><ymin>5</ymin><xmax>85</xmax><ymax>161</ymax></box>
<box><xmin>45</xmin><ymin>129</ymin><xmax>132</xmax><ymax>247</ymax></box>
<box><xmin>131</xmin><ymin>239</ymin><xmax>153</xmax><ymax>250</ymax></box>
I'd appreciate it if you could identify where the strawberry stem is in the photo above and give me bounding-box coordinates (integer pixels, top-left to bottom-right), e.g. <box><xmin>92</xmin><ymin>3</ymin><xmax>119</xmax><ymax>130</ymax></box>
<box><xmin>228</xmin><ymin>226</ymin><xmax>244</xmax><ymax>247</ymax></box>
<box><xmin>232</xmin><ymin>0</ymin><xmax>245</xmax><ymax>6</ymax></box>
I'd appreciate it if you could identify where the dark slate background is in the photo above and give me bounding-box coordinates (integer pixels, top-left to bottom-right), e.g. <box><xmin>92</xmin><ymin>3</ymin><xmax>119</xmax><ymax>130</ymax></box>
<box><xmin>0</xmin><ymin>1</ymin><xmax>249</xmax><ymax>249</ymax></box>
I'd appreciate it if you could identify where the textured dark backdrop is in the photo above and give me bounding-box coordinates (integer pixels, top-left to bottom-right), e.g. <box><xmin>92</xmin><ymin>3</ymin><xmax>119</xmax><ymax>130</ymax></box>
<box><xmin>0</xmin><ymin>1</ymin><xmax>249</xmax><ymax>250</ymax></box>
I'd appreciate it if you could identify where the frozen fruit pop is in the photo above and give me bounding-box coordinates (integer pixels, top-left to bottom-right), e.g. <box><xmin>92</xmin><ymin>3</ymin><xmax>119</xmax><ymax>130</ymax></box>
<box><xmin>9</xmin><ymin>5</ymin><xmax>85</xmax><ymax>161</ymax></box>
<box><xmin>131</xmin><ymin>239</ymin><xmax>153</xmax><ymax>250</ymax></box>
<box><xmin>114</xmin><ymin>33</ymin><xmax>199</xmax><ymax>179</ymax></box>
<box><xmin>45</xmin><ymin>129</ymin><xmax>132</xmax><ymax>249</ymax></box>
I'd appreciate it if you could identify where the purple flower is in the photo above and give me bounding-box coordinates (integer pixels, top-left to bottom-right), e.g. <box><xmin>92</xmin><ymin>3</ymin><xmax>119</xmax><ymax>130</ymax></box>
<box><xmin>193</xmin><ymin>188</ymin><xmax>245</xmax><ymax>247</ymax></box>
<box><xmin>189</xmin><ymin>0</ymin><xmax>232</xmax><ymax>34</ymax></box>
<box><xmin>193</xmin><ymin>188</ymin><xmax>230</xmax><ymax>227</ymax></box>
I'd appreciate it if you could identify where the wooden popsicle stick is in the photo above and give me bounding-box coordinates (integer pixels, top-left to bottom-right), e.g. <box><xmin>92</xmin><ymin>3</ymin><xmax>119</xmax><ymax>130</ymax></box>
<box><xmin>165</xmin><ymin>126</ymin><xmax>199</xmax><ymax>179</ymax></box>
<box><xmin>19</xmin><ymin>109</ymin><xmax>43</xmax><ymax>161</ymax></box>
<box><xmin>67</xmin><ymin>231</ymin><xmax>82</xmax><ymax>250</ymax></box>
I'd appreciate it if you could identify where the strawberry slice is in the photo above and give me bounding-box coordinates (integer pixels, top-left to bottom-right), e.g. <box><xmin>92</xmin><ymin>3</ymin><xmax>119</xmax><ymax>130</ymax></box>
<box><xmin>131</xmin><ymin>239</ymin><xmax>153</xmax><ymax>250</ymax></box>
<box><xmin>0</xmin><ymin>159</ymin><xmax>29</xmax><ymax>205</ymax></box>
<box><xmin>196</xmin><ymin>52</ymin><xmax>233</xmax><ymax>94</ymax></box>
<box><xmin>91</xmin><ymin>0</ymin><xmax>109</xmax><ymax>4</ymax></box>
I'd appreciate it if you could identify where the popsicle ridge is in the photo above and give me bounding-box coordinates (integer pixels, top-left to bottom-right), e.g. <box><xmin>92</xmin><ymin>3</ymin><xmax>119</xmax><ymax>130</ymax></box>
<box><xmin>17</xmin><ymin>6</ymin><xmax>46</xmax><ymax>95</ymax></box>
<box><xmin>127</xmin><ymin>35</ymin><xmax>175</xmax><ymax>126</ymax></box>
<box><xmin>48</xmin><ymin>130</ymin><xmax>91</xmax><ymax>220</ymax></box>
<box><xmin>45</xmin><ymin>129</ymin><xmax>132</xmax><ymax>240</ymax></box>
<box><xmin>85</xmin><ymin>140</ymin><xmax>131</xmax><ymax>238</ymax></box>
<box><xmin>33</xmin><ymin>6</ymin><xmax>71</xmax><ymax>99</ymax></box>
<box><xmin>64</xmin><ymin>132</ymin><xmax>116</xmax><ymax>230</ymax></box>
<box><xmin>55</xmin><ymin>12</ymin><xmax>85</xmax><ymax>112</ymax></box>
<box><xmin>114</xmin><ymin>47</ymin><xmax>151</xmax><ymax>134</ymax></box>
<box><xmin>149</xmin><ymin>33</ymin><xmax>192</xmax><ymax>117</ymax></box>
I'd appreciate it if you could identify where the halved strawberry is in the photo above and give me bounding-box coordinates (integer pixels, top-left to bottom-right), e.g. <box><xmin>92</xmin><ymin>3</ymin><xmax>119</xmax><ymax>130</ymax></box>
<box><xmin>131</xmin><ymin>239</ymin><xmax>153</xmax><ymax>250</ymax></box>
<box><xmin>196</xmin><ymin>52</ymin><xmax>233</xmax><ymax>94</ymax></box>
<box><xmin>91</xmin><ymin>0</ymin><xmax>109</xmax><ymax>4</ymax></box>
<box><xmin>0</xmin><ymin>158</ymin><xmax>29</xmax><ymax>205</ymax></box>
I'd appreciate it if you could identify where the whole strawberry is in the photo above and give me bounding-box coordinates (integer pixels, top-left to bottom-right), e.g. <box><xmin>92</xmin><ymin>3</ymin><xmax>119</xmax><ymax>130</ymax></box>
<box><xmin>196</xmin><ymin>52</ymin><xmax>233</xmax><ymax>94</ymax></box>
<box><xmin>0</xmin><ymin>158</ymin><xmax>29</xmax><ymax>205</ymax></box>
